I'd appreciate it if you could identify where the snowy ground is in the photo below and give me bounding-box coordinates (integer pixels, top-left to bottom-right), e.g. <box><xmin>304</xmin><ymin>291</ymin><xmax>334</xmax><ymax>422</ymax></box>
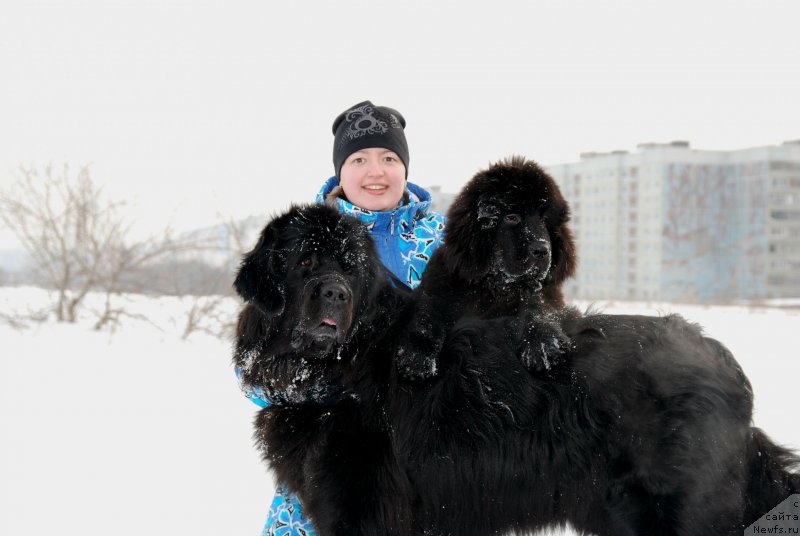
<box><xmin>1</xmin><ymin>287</ymin><xmax>798</xmax><ymax>536</ymax></box>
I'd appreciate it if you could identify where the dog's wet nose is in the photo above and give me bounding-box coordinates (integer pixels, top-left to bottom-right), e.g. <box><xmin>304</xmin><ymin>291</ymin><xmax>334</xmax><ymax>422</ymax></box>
<box><xmin>531</xmin><ymin>242</ymin><xmax>550</xmax><ymax>259</ymax></box>
<box><xmin>319</xmin><ymin>280</ymin><xmax>351</xmax><ymax>304</ymax></box>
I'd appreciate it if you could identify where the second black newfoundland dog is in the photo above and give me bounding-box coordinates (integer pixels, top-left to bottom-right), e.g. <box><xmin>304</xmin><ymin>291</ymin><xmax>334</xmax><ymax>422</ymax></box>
<box><xmin>234</xmin><ymin>203</ymin><xmax>798</xmax><ymax>536</ymax></box>
<box><xmin>397</xmin><ymin>156</ymin><xmax>578</xmax><ymax>379</ymax></box>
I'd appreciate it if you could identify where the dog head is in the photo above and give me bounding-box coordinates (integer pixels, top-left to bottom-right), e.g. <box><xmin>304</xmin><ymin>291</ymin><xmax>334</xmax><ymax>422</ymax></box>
<box><xmin>444</xmin><ymin>156</ymin><xmax>576</xmax><ymax>300</ymax></box>
<box><xmin>234</xmin><ymin>203</ymin><xmax>384</xmax><ymax>354</ymax></box>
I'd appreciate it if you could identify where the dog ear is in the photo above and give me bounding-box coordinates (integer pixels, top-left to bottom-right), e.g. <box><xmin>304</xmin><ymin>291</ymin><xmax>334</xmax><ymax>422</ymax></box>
<box><xmin>233</xmin><ymin>221</ymin><xmax>286</xmax><ymax>316</ymax></box>
<box><xmin>440</xmin><ymin>195</ymin><xmax>499</xmax><ymax>282</ymax></box>
<box><xmin>544</xmin><ymin>219</ymin><xmax>577</xmax><ymax>288</ymax></box>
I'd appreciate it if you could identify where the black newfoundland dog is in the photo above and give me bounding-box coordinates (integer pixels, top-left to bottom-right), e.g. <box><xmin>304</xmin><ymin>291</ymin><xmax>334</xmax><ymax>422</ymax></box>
<box><xmin>424</xmin><ymin>156</ymin><xmax>576</xmax><ymax>310</ymax></box>
<box><xmin>234</xmin><ymin>203</ymin><xmax>798</xmax><ymax>536</ymax></box>
<box><xmin>397</xmin><ymin>156</ymin><xmax>578</xmax><ymax>379</ymax></box>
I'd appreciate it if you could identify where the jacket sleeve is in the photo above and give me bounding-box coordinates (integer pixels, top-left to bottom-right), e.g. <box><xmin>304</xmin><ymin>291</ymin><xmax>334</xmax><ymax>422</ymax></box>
<box><xmin>261</xmin><ymin>484</ymin><xmax>318</xmax><ymax>535</ymax></box>
<box><xmin>235</xmin><ymin>366</ymin><xmax>271</xmax><ymax>408</ymax></box>
<box><xmin>405</xmin><ymin>211</ymin><xmax>447</xmax><ymax>289</ymax></box>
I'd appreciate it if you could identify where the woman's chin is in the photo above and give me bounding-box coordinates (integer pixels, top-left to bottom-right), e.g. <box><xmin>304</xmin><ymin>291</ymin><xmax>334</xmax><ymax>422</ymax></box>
<box><xmin>356</xmin><ymin>197</ymin><xmax>399</xmax><ymax>212</ymax></box>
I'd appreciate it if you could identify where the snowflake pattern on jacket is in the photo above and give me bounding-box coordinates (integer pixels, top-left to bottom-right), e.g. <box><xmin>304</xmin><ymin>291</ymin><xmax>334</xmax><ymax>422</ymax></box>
<box><xmin>261</xmin><ymin>485</ymin><xmax>318</xmax><ymax>536</ymax></box>
<box><xmin>315</xmin><ymin>176</ymin><xmax>445</xmax><ymax>289</ymax></box>
<box><xmin>248</xmin><ymin>177</ymin><xmax>445</xmax><ymax>535</ymax></box>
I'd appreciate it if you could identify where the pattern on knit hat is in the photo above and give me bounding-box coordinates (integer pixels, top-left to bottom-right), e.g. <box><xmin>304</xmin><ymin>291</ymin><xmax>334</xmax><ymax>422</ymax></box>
<box><xmin>338</xmin><ymin>103</ymin><xmax>388</xmax><ymax>146</ymax></box>
<box><xmin>332</xmin><ymin>100</ymin><xmax>409</xmax><ymax>178</ymax></box>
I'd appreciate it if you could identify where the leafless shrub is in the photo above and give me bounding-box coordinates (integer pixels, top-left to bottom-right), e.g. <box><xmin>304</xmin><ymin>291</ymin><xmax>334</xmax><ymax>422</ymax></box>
<box><xmin>0</xmin><ymin>163</ymin><xmax>218</xmax><ymax>329</ymax></box>
<box><xmin>177</xmin><ymin>215</ymin><xmax>261</xmax><ymax>339</ymax></box>
<box><xmin>0</xmin><ymin>311</ymin><xmax>27</xmax><ymax>329</ymax></box>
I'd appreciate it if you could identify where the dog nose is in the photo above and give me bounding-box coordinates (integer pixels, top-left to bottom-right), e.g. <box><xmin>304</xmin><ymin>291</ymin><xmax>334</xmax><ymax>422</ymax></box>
<box><xmin>319</xmin><ymin>280</ymin><xmax>351</xmax><ymax>304</ymax></box>
<box><xmin>531</xmin><ymin>242</ymin><xmax>550</xmax><ymax>259</ymax></box>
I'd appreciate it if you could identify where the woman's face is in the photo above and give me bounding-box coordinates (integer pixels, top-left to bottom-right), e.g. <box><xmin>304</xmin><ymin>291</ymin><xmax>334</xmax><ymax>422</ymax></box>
<box><xmin>339</xmin><ymin>148</ymin><xmax>406</xmax><ymax>211</ymax></box>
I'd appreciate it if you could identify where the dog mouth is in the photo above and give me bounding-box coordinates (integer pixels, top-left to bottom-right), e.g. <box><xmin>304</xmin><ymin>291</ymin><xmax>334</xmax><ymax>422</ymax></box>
<box><xmin>491</xmin><ymin>247</ymin><xmax>550</xmax><ymax>282</ymax></box>
<box><xmin>308</xmin><ymin>317</ymin><xmax>341</xmax><ymax>340</ymax></box>
<box><xmin>292</xmin><ymin>319</ymin><xmax>342</xmax><ymax>351</ymax></box>
<box><xmin>498</xmin><ymin>266</ymin><xmax>547</xmax><ymax>287</ymax></box>
<box><xmin>291</xmin><ymin>311</ymin><xmax>352</xmax><ymax>351</ymax></box>
<box><xmin>314</xmin><ymin>317</ymin><xmax>339</xmax><ymax>335</ymax></box>
<box><xmin>290</xmin><ymin>274</ymin><xmax>355</xmax><ymax>351</ymax></box>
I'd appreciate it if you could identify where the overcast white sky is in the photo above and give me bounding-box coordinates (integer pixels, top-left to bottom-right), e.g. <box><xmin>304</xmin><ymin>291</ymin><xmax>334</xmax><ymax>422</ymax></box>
<box><xmin>1</xmin><ymin>0</ymin><xmax>798</xmax><ymax>248</ymax></box>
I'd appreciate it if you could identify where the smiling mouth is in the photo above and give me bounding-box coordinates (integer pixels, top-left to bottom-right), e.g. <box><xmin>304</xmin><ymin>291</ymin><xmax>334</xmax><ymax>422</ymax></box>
<box><xmin>363</xmin><ymin>185</ymin><xmax>388</xmax><ymax>192</ymax></box>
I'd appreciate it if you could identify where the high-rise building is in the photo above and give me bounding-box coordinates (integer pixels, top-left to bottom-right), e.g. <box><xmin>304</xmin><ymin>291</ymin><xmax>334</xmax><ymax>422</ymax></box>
<box><xmin>547</xmin><ymin>140</ymin><xmax>800</xmax><ymax>302</ymax></box>
<box><xmin>427</xmin><ymin>185</ymin><xmax>457</xmax><ymax>216</ymax></box>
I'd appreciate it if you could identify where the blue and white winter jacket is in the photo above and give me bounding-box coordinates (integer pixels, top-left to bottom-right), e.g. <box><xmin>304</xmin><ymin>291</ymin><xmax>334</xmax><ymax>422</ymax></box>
<box><xmin>315</xmin><ymin>176</ymin><xmax>446</xmax><ymax>289</ymax></box>
<box><xmin>241</xmin><ymin>179</ymin><xmax>446</xmax><ymax>536</ymax></box>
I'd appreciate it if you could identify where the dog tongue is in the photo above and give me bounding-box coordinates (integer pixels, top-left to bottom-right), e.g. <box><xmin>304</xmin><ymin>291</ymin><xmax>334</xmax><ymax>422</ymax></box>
<box><xmin>322</xmin><ymin>317</ymin><xmax>337</xmax><ymax>327</ymax></box>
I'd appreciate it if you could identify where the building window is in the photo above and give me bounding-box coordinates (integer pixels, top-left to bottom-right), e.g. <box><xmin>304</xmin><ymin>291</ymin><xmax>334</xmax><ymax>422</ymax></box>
<box><xmin>771</xmin><ymin>210</ymin><xmax>800</xmax><ymax>221</ymax></box>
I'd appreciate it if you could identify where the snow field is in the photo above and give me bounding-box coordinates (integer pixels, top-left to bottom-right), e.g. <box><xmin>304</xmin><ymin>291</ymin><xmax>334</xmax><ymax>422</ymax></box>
<box><xmin>1</xmin><ymin>288</ymin><xmax>798</xmax><ymax>535</ymax></box>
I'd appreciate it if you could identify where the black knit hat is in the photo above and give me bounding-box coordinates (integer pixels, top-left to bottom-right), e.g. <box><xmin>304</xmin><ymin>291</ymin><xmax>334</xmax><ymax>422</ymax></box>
<box><xmin>332</xmin><ymin>100</ymin><xmax>409</xmax><ymax>178</ymax></box>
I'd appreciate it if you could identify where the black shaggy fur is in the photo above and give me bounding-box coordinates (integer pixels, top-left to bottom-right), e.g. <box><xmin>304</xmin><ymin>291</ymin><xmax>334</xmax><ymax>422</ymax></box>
<box><xmin>397</xmin><ymin>156</ymin><xmax>578</xmax><ymax>379</ymax></box>
<box><xmin>393</xmin><ymin>311</ymin><xmax>800</xmax><ymax>535</ymax></box>
<box><xmin>234</xmin><ymin>204</ymin><xmax>415</xmax><ymax>534</ymax></box>
<box><xmin>233</xmin><ymin>203</ymin><xmax>799</xmax><ymax>536</ymax></box>
<box><xmin>431</xmin><ymin>155</ymin><xmax>576</xmax><ymax>306</ymax></box>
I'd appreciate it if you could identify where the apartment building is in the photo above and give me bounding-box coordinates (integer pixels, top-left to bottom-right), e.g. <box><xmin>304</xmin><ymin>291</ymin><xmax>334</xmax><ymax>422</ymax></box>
<box><xmin>547</xmin><ymin>140</ymin><xmax>800</xmax><ymax>302</ymax></box>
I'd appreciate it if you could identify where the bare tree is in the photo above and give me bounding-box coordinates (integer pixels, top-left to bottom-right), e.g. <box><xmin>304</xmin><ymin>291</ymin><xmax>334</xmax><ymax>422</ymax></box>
<box><xmin>0</xmin><ymin>163</ymin><xmax>215</xmax><ymax>327</ymax></box>
<box><xmin>178</xmin><ymin>214</ymin><xmax>260</xmax><ymax>340</ymax></box>
<box><xmin>0</xmin><ymin>164</ymin><xmax>107</xmax><ymax>321</ymax></box>
<box><xmin>181</xmin><ymin>294</ymin><xmax>237</xmax><ymax>340</ymax></box>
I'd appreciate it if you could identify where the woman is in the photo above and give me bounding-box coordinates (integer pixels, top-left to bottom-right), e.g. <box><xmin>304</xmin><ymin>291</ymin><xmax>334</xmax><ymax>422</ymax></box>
<box><xmin>244</xmin><ymin>100</ymin><xmax>446</xmax><ymax>536</ymax></box>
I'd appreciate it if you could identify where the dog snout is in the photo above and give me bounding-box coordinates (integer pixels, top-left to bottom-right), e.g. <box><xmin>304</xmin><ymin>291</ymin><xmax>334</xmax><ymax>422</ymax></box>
<box><xmin>531</xmin><ymin>242</ymin><xmax>551</xmax><ymax>259</ymax></box>
<box><xmin>318</xmin><ymin>279</ymin><xmax>351</xmax><ymax>305</ymax></box>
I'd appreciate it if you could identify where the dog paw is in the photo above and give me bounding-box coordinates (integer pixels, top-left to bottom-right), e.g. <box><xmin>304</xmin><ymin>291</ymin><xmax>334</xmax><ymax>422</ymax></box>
<box><xmin>517</xmin><ymin>320</ymin><xmax>571</xmax><ymax>373</ymax></box>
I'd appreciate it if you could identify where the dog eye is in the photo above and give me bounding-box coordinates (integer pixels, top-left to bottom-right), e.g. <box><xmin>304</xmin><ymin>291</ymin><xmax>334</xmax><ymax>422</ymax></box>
<box><xmin>504</xmin><ymin>214</ymin><xmax>521</xmax><ymax>225</ymax></box>
<box><xmin>298</xmin><ymin>258</ymin><xmax>313</xmax><ymax>268</ymax></box>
